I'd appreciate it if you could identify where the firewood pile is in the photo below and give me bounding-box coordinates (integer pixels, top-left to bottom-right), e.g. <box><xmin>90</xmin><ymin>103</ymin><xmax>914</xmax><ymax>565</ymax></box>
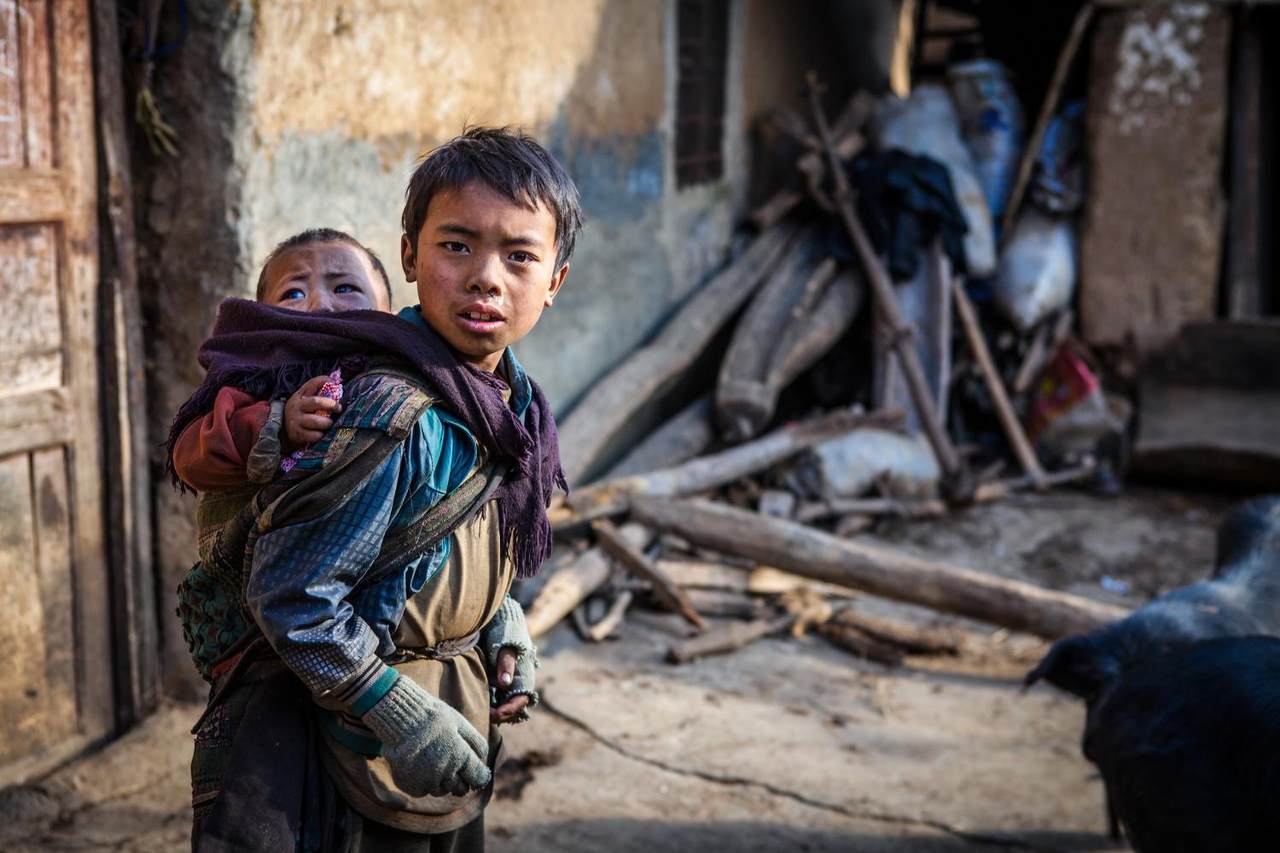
<box><xmin>525</xmin><ymin>77</ymin><xmax>1127</xmax><ymax>666</ymax></box>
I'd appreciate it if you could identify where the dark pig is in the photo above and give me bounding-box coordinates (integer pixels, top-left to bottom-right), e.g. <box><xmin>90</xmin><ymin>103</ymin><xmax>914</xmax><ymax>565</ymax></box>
<box><xmin>1083</xmin><ymin>635</ymin><xmax>1280</xmax><ymax>852</ymax></box>
<box><xmin>1025</xmin><ymin>496</ymin><xmax>1280</xmax><ymax>701</ymax></box>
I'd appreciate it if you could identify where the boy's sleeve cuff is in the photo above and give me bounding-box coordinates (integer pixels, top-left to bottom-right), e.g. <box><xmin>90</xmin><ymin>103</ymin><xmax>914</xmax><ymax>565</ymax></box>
<box><xmin>322</xmin><ymin>657</ymin><xmax>400</xmax><ymax>717</ymax></box>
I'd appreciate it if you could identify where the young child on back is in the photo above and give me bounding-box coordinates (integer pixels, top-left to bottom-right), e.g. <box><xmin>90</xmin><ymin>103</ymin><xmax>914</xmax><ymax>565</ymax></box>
<box><xmin>171</xmin><ymin>227</ymin><xmax>393</xmax><ymax>494</ymax></box>
<box><xmin>175</xmin><ymin>128</ymin><xmax>581</xmax><ymax>853</ymax></box>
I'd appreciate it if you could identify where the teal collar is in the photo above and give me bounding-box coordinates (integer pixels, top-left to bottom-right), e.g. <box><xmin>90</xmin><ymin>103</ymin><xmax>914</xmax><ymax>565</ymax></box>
<box><xmin>398</xmin><ymin>306</ymin><xmax>533</xmax><ymax>418</ymax></box>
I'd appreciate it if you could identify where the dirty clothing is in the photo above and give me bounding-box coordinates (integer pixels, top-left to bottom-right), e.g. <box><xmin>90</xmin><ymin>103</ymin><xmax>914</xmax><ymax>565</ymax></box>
<box><xmin>320</xmin><ymin>501</ymin><xmax>514</xmax><ymax>833</ymax></box>
<box><xmin>190</xmin><ymin>351</ymin><xmax>534</xmax><ymax>849</ymax></box>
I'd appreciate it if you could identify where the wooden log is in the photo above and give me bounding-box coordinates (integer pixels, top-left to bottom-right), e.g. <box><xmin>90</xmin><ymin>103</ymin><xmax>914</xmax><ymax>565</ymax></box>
<box><xmin>592</xmin><ymin>520</ymin><xmax>705</xmax><ymax>631</ymax></box>
<box><xmin>831</xmin><ymin>609</ymin><xmax>961</xmax><ymax>656</ymax></box>
<box><xmin>549</xmin><ymin>406</ymin><xmax>905</xmax><ymax>530</ymax></box>
<box><xmin>766</xmin><ymin>268</ymin><xmax>865</xmax><ymax>398</ymax></box>
<box><xmin>719</xmin><ymin>258</ymin><xmax>866</xmax><ymax>441</ymax></box>
<box><xmin>526</xmin><ymin>524</ymin><xmax>650</xmax><ymax>638</ymax></box>
<box><xmin>806</xmin><ymin>75</ymin><xmax>967</xmax><ymax>494</ymax></box>
<box><xmin>631</xmin><ymin>496</ymin><xmax>1127</xmax><ymax>639</ymax></box>
<box><xmin>682</xmin><ymin>589</ymin><xmax>763</xmax><ymax>621</ymax></box>
<box><xmin>666</xmin><ymin>615</ymin><xmax>794</xmax><ymax>664</ymax></box>
<box><xmin>952</xmin><ymin>279</ymin><xmax>1049</xmax><ymax>490</ymax></box>
<box><xmin>559</xmin><ymin>222</ymin><xmax>802</xmax><ymax>485</ymax></box>
<box><xmin>717</xmin><ymin>229</ymin><xmax>826</xmax><ymax>440</ymax></box>
<box><xmin>606</xmin><ymin>395</ymin><xmax>715</xmax><ymax>479</ymax></box>
<box><xmin>877</xmin><ymin>240</ymin><xmax>952</xmax><ymax>438</ymax></box>
<box><xmin>815</xmin><ymin>622</ymin><xmax>905</xmax><ymax>667</ymax></box>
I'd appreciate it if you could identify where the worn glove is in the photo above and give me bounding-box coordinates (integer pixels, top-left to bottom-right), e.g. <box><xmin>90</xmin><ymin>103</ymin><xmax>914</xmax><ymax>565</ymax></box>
<box><xmin>482</xmin><ymin>596</ymin><xmax>540</xmax><ymax>721</ymax></box>
<box><xmin>360</xmin><ymin>674</ymin><xmax>491</xmax><ymax>797</ymax></box>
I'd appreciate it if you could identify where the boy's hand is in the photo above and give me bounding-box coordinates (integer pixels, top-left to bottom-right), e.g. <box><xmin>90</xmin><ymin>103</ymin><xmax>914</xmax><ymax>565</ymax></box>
<box><xmin>490</xmin><ymin>647</ymin><xmax>532</xmax><ymax>724</ymax></box>
<box><xmin>481</xmin><ymin>598</ymin><xmax>539</xmax><ymax>725</ymax></box>
<box><xmin>361</xmin><ymin>675</ymin><xmax>492</xmax><ymax>798</ymax></box>
<box><xmin>284</xmin><ymin>375</ymin><xmax>342</xmax><ymax>448</ymax></box>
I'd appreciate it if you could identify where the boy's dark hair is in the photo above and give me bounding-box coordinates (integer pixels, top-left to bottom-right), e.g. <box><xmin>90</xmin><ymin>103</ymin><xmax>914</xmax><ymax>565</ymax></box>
<box><xmin>402</xmin><ymin>127</ymin><xmax>585</xmax><ymax>270</ymax></box>
<box><xmin>255</xmin><ymin>227</ymin><xmax>392</xmax><ymax>304</ymax></box>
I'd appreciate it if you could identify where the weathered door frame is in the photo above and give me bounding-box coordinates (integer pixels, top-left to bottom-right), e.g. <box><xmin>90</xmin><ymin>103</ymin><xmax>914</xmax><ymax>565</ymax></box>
<box><xmin>92</xmin><ymin>0</ymin><xmax>158</xmax><ymax>733</ymax></box>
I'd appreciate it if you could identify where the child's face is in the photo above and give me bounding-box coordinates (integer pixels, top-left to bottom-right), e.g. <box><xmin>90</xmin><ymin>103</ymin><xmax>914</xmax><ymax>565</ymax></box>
<box><xmin>402</xmin><ymin>182</ymin><xmax>569</xmax><ymax>373</ymax></box>
<box><xmin>261</xmin><ymin>242</ymin><xmax>391</xmax><ymax>313</ymax></box>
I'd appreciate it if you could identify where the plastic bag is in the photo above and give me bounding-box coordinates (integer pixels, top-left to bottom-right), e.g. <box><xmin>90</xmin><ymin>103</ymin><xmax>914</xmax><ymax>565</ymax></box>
<box><xmin>803</xmin><ymin>428</ymin><xmax>940</xmax><ymax>499</ymax></box>
<box><xmin>995</xmin><ymin>209</ymin><xmax>1076</xmax><ymax>332</ymax></box>
<box><xmin>1031</xmin><ymin>100</ymin><xmax>1085</xmax><ymax>214</ymax></box>
<box><xmin>877</xmin><ymin>85</ymin><xmax>996</xmax><ymax>277</ymax></box>
<box><xmin>947</xmin><ymin>59</ymin><xmax>1024</xmax><ymax>220</ymax></box>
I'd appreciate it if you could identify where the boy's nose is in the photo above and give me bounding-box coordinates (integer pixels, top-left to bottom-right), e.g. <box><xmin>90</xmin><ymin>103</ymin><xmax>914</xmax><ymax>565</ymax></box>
<box><xmin>467</xmin><ymin>254</ymin><xmax>504</xmax><ymax>296</ymax></box>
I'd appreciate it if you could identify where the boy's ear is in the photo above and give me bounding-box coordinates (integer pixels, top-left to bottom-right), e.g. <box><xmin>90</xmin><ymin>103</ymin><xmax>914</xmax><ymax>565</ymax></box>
<box><xmin>545</xmin><ymin>263</ymin><xmax>570</xmax><ymax>307</ymax></box>
<box><xmin>400</xmin><ymin>234</ymin><xmax>417</xmax><ymax>282</ymax></box>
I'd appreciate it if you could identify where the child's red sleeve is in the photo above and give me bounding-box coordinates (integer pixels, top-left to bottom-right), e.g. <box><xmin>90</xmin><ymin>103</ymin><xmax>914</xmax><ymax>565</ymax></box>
<box><xmin>172</xmin><ymin>387</ymin><xmax>272</xmax><ymax>491</ymax></box>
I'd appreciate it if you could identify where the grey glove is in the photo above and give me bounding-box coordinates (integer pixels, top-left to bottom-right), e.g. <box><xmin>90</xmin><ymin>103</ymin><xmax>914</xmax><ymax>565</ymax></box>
<box><xmin>361</xmin><ymin>675</ymin><xmax>491</xmax><ymax>797</ymax></box>
<box><xmin>482</xmin><ymin>596</ymin><xmax>540</xmax><ymax>721</ymax></box>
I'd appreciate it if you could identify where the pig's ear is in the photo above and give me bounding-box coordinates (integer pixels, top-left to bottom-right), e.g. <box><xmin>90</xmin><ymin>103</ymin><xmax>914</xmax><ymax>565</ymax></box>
<box><xmin>1024</xmin><ymin>634</ymin><xmax>1116</xmax><ymax>702</ymax></box>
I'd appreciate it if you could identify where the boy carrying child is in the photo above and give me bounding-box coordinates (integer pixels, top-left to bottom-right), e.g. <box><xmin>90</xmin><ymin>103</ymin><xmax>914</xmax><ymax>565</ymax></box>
<box><xmin>167</xmin><ymin>128</ymin><xmax>582</xmax><ymax>852</ymax></box>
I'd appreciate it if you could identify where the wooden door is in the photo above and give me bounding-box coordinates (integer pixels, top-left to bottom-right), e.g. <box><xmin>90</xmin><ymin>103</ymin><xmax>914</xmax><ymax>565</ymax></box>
<box><xmin>0</xmin><ymin>0</ymin><xmax>112</xmax><ymax>782</ymax></box>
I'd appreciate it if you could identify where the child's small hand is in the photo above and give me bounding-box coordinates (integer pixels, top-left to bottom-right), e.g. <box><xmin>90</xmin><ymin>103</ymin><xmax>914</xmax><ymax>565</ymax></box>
<box><xmin>489</xmin><ymin>647</ymin><xmax>531</xmax><ymax>724</ymax></box>
<box><xmin>284</xmin><ymin>375</ymin><xmax>343</xmax><ymax>448</ymax></box>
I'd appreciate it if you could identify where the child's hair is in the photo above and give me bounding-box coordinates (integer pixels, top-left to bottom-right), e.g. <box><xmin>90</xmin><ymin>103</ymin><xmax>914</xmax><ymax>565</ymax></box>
<box><xmin>402</xmin><ymin>126</ymin><xmax>585</xmax><ymax>270</ymax></box>
<box><xmin>254</xmin><ymin>227</ymin><xmax>392</xmax><ymax>304</ymax></box>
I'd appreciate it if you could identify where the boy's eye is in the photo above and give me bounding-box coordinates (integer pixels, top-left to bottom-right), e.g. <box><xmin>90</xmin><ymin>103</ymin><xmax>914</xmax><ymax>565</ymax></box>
<box><xmin>509</xmin><ymin>251</ymin><xmax>535</xmax><ymax>264</ymax></box>
<box><xmin>334</xmin><ymin>283</ymin><xmax>362</xmax><ymax>294</ymax></box>
<box><xmin>441</xmin><ymin>241</ymin><xmax>469</xmax><ymax>254</ymax></box>
<box><xmin>282</xmin><ymin>288</ymin><xmax>305</xmax><ymax>301</ymax></box>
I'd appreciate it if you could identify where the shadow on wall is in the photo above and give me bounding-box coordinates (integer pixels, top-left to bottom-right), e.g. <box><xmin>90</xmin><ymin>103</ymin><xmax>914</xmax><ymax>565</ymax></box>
<box><xmin>491</xmin><ymin>819</ymin><xmax>1120</xmax><ymax>853</ymax></box>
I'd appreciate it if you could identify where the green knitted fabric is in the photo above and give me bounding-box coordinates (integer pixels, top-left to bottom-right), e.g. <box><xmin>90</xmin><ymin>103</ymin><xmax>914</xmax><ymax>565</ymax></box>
<box><xmin>176</xmin><ymin>562</ymin><xmax>252</xmax><ymax>682</ymax></box>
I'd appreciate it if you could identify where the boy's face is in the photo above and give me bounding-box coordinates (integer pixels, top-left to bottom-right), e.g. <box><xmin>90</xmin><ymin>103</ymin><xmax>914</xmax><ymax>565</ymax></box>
<box><xmin>402</xmin><ymin>182</ymin><xmax>569</xmax><ymax>373</ymax></box>
<box><xmin>261</xmin><ymin>242</ymin><xmax>391</xmax><ymax>313</ymax></box>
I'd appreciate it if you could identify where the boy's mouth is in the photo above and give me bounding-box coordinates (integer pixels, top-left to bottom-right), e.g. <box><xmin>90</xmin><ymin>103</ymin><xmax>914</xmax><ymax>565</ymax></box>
<box><xmin>457</xmin><ymin>304</ymin><xmax>505</xmax><ymax>334</ymax></box>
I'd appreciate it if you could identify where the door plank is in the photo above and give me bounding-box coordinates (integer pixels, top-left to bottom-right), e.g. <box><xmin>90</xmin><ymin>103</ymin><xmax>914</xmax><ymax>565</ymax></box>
<box><xmin>32</xmin><ymin>448</ymin><xmax>76</xmax><ymax>733</ymax></box>
<box><xmin>0</xmin><ymin>454</ymin><xmax>54</xmax><ymax>764</ymax></box>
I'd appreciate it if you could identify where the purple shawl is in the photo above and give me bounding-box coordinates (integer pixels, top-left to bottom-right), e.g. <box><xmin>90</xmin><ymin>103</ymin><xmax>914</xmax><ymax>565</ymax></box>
<box><xmin>165</xmin><ymin>298</ymin><xmax>566</xmax><ymax>578</ymax></box>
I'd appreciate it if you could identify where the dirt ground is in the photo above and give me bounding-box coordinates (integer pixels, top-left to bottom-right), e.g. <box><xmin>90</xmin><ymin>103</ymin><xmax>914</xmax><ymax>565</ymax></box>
<box><xmin>0</xmin><ymin>488</ymin><xmax>1227</xmax><ymax>852</ymax></box>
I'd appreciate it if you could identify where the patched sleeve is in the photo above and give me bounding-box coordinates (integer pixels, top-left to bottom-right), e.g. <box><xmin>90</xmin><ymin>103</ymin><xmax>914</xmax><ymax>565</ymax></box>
<box><xmin>246</xmin><ymin>444</ymin><xmax>408</xmax><ymax>712</ymax></box>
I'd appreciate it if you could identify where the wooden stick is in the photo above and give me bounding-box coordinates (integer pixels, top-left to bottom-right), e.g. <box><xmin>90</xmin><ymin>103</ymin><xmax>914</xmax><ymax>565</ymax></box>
<box><xmin>999</xmin><ymin>2</ymin><xmax>1096</xmax><ymax>240</ymax></box>
<box><xmin>806</xmin><ymin>73</ymin><xmax>968</xmax><ymax>493</ymax></box>
<box><xmin>952</xmin><ymin>279</ymin><xmax>1050</xmax><ymax>490</ymax></box>
<box><xmin>1013</xmin><ymin>309</ymin><xmax>1076</xmax><ymax>395</ymax></box>
<box><xmin>592</xmin><ymin>520</ymin><xmax>705</xmax><ymax>630</ymax></box>
<box><xmin>558</xmin><ymin>222</ymin><xmax>801</xmax><ymax>485</ymax></box>
<box><xmin>586</xmin><ymin>590</ymin><xmax>634</xmax><ymax>642</ymax></box>
<box><xmin>666</xmin><ymin>615</ymin><xmax>794</xmax><ymax>664</ymax></box>
<box><xmin>815</xmin><ymin>622</ymin><xmax>905</xmax><ymax>667</ymax></box>
<box><xmin>631</xmin><ymin>496</ymin><xmax>1127</xmax><ymax>639</ymax></box>
<box><xmin>751</xmin><ymin>188</ymin><xmax>805</xmax><ymax>230</ymax></box>
<box><xmin>526</xmin><ymin>524</ymin><xmax>649</xmax><ymax>638</ymax></box>
<box><xmin>549</xmin><ymin>406</ymin><xmax>905</xmax><ymax>529</ymax></box>
<box><xmin>831</xmin><ymin>609</ymin><xmax>962</xmax><ymax>656</ymax></box>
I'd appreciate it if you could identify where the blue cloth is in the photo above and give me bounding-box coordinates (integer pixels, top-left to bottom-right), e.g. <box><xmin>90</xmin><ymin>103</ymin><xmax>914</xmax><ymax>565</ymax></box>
<box><xmin>246</xmin><ymin>317</ymin><xmax>532</xmax><ymax>703</ymax></box>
